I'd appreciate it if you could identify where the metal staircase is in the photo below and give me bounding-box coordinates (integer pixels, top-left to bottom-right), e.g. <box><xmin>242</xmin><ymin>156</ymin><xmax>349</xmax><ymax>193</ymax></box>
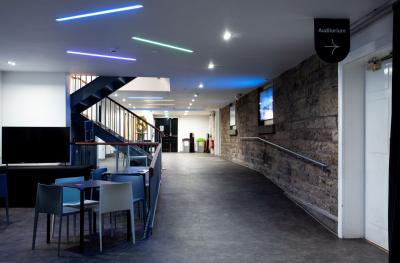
<box><xmin>70</xmin><ymin>75</ymin><xmax>163</xmax><ymax>165</ymax></box>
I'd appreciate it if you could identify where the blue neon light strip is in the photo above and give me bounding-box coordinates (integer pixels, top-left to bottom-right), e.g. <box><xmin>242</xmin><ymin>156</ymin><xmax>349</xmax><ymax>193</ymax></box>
<box><xmin>56</xmin><ymin>5</ymin><xmax>143</xmax><ymax>21</ymax></box>
<box><xmin>67</xmin><ymin>51</ymin><xmax>136</xmax><ymax>61</ymax></box>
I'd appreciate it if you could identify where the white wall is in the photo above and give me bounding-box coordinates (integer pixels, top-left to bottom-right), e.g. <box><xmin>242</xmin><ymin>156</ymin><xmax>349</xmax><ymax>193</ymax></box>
<box><xmin>178</xmin><ymin>115</ymin><xmax>210</xmax><ymax>152</ymax></box>
<box><xmin>1</xmin><ymin>72</ymin><xmax>67</xmax><ymax>127</ymax></box>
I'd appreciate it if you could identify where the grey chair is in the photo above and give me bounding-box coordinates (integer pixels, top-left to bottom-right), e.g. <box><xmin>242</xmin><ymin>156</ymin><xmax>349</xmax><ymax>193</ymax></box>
<box><xmin>32</xmin><ymin>184</ymin><xmax>80</xmax><ymax>256</ymax></box>
<box><xmin>0</xmin><ymin>174</ymin><xmax>10</xmax><ymax>224</ymax></box>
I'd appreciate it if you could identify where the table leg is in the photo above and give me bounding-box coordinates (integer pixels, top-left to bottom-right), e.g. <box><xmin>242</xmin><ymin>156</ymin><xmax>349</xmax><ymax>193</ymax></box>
<box><xmin>46</xmin><ymin>214</ymin><xmax>51</xmax><ymax>244</ymax></box>
<box><xmin>127</xmin><ymin>210</ymin><xmax>131</xmax><ymax>241</ymax></box>
<box><xmin>80</xmin><ymin>190</ymin><xmax>85</xmax><ymax>253</ymax></box>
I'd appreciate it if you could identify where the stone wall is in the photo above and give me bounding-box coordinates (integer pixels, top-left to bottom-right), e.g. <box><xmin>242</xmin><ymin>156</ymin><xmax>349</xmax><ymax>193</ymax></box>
<box><xmin>220</xmin><ymin>55</ymin><xmax>338</xmax><ymax>231</ymax></box>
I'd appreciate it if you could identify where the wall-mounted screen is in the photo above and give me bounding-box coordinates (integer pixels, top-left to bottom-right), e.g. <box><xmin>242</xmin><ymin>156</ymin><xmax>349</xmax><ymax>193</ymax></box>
<box><xmin>259</xmin><ymin>86</ymin><xmax>274</xmax><ymax>125</ymax></box>
<box><xmin>2</xmin><ymin>127</ymin><xmax>70</xmax><ymax>164</ymax></box>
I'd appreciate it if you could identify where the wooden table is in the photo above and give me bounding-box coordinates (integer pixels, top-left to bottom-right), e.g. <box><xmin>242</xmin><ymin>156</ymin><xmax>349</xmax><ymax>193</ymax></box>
<box><xmin>56</xmin><ymin>179</ymin><xmax>119</xmax><ymax>253</ymax></box>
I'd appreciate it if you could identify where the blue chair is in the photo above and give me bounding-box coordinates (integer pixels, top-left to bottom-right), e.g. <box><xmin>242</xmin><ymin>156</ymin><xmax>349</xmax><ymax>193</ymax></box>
<box><xmin>111</xmin><ymin>175</ymin><xmax>146</xmax><ymax>222</ymax></box>
<box><xmin>53</xmin><ymin>176</ymin><xmax>97</xmax><ymax>239</ymax></box>
<box><xmin>0</xmin><ymin>174</ymin><xmax>10</xmax><ymax>224</ymax></box>
<box><xmin>32</xmin><ymin>184</ymin><xmax>80</xmax><ymax>256</ymax></box>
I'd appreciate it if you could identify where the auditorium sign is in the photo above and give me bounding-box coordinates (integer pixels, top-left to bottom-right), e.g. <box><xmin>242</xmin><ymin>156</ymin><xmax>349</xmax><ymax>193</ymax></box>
<box><xmin>314</xmin><ymin>18</ymin><xmax>350</xmax><ymax>63</ymax></box>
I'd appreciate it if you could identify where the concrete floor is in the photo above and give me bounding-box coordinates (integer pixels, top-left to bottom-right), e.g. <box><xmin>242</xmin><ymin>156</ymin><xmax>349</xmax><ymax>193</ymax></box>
<box><xmin>0</xmin><ymin>153</ymin><xmax>388</xmax><ymax>262</ymax></box>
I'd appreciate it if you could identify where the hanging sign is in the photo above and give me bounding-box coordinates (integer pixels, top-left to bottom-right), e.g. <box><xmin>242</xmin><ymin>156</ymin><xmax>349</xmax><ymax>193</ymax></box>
<box><xmin>314</xmin><ymin>18</ymin><xmax>350</xmax><ymax>63</ymax></box>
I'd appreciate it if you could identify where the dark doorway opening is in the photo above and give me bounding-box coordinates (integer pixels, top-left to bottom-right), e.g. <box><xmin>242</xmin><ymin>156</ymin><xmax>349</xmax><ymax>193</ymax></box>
<box><xmin>155</xmin><ymin>118</ymin><xmax>178</xmax><ymax>152</ymax></box>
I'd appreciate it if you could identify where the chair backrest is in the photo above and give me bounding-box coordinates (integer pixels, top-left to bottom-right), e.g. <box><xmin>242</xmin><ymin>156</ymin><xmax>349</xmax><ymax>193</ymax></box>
<box><xmin>99</xmin><ymin>183</ymin><xmax>132</xmax><ymax>214</ymax></box>
<box><xmin>0</xmin><ymin>174</ymin><xmax>8</xmax><ymax>198</ymax></box>
<box><xmin>54</xmin><ymin>176</ymin><xmax>84</xmax><ymax>203</ymax></box>
<box><xmin>35</xmin><ymin>184</ymin><xmax>63</xmax><ymax>215</ymax></box>
<box><xmin>111</xmin><ymin>175</ymin><xmax>145</xmax><ymax>201</ymax></box>
<box><xmin>91</xmin><ymin>167</ymin><xmax>108</xmax><ymax>180</ymax></box>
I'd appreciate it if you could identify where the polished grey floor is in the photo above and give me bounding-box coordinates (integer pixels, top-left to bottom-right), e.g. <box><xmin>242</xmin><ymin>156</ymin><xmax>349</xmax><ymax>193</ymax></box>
<box><xmin>0</xmin><ymin>153</ymin><xmax>388</xmax><ymax>262</ymax></box>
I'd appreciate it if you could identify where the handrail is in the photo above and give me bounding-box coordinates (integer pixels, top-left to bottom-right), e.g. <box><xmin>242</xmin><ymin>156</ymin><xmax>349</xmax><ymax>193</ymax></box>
<box><xmin>107</xmin><ymin>97</ymin><xmax>163</xmax><ymax>134</ymax></box>
<box><xmin>149</xmin><ymin>143</ymin><xmax>162</xmax><ymax>176</ymax></box>
<box><xmin>71</xmin><ymin>141</ymin><xmax>159</xmax><ymax>147</ymax></box>
<box><xmin>240</xmin><ymin>137</ymin><xmax>328</xmax><ymax>169</ymax></box>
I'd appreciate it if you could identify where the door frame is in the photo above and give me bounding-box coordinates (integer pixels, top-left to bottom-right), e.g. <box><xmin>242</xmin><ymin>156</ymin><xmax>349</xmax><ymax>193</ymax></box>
<box><xmin>338</xmin><ymin>34</ymin><xmax>392</xmax><ymax>238</ymax></box>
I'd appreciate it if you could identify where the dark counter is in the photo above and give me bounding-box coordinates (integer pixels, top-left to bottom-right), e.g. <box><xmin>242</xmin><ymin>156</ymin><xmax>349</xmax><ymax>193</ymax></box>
<box><xmin>0</xmin><ymin>165</ymin><xmax>93</xmax><ymax>207</ymax></box>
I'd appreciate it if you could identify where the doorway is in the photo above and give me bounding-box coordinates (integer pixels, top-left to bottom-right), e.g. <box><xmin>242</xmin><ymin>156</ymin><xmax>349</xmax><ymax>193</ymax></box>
<box><xmin>365</xmin><ymin>60</ymin><xmax>392</xmax><ymax>250</ymax></box>
<box><xmin>155</xmin><ymin>118</ymin><xmax>178</xmax><ymax>152</ymax></box>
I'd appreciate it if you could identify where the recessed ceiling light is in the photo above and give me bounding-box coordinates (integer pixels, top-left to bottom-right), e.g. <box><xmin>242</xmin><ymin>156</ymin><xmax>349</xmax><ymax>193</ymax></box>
<box><xmin>66</xmin><ymin>51</ymin><xmax>136</xmax><ymax>61</ymax></box>
<box><xmin>7</xmin><ymin>61</ymin><xmax>16</xmax><ymax>66</ymax></box>
<box><xmin>114</xmin><ymin>93</ymin><xmax>118</xmax><ymax>97</ymax></box>
<box><xmin>122</xmin><ymin>98</ymin><xmax>126</xmax><ymax>102</ymax></box>
<box><xmin>223</xmin><ymin>30</ymin><xmax>232</xmax><ymax>41</ymax></box>
<box><xmin>208</xmin><ymin>61</ymin><xmax>215</xmax><ymax>70</ymax></box>
<box><xmin>56</xmin><ymin>4</ymin><xmax>143</xmax><ymax>21</ymax></box>
<box><xmin>189</xmin><ymin>103</ymin><xmax>193</xmax><ymax>106</ymax></box>
<box><xmin>128</xmin><ymin>103</ymin><xmax>132</xmax><ymax>106</ymax></box>
<box><xmin>198</xmin><ymin>83</ymin><xmax>204</xmax><ymax>89</ymax></box>
<box><xmin>132</xmin><ymin>36</ymin><xmax>194</xmax><ymax>53</ymax></box>
<box><xmin>194</xmin><ymin>93</ymin><xmax>199</xmax><ymax>97</ymax></box>
<box><xmin>187</xmin><ymin>106</ymin><xmax>191</xmax><ymax>109</ymax></box>
<box><xmin>191</xmin><ymin>98</ymin><xmax>195</xmax><ymax>102</ymax></box>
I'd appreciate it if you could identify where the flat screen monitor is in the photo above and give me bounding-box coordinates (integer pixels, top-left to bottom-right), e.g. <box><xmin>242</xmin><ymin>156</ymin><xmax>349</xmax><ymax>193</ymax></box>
<box><xmin>2</xmin><ymin>127</ymin><xmax>70</xmax><ymax>164</ymax></box>
<box><xmin>259</xmin><ymin>86</ymin><xmax>274</xmax><ymax>125</ymax></box>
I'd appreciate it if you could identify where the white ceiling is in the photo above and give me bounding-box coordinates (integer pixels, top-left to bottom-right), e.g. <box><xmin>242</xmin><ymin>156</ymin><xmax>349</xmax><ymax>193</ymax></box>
<box><xmin>0</xmin><ymin>0</ymin><xmax>388</xmax><ymax>114</ymax></box>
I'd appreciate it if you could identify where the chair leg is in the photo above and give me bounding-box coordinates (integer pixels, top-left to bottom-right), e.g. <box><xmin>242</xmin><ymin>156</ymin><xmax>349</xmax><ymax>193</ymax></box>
<box><xmin>66</xmin><ymin>215</ymin><xmax>69</xmax><ymax>242</ymax></box>
<box><xmin>93</xmin><ymin>212</ymin><xmax>97</xmax><ymax>234</ymax></box>
<box><xmin>142</xmin><ymin>200</ymin><xmax>146</xmax><ymax>224</ymax></box>
<box><xmin>32</xmin><ymin>211</ymin><xmax>39</xmax><ymax>250</ymax></box>
<box><xmin>130</xmin><ymin>208</ymin><xmax>136</xmax><ymax>245</ymax></box>
<box><xmin>88</xmin><ymin>210</ymin><xmax>93</xmax><ymax>235</ymax></box>
<box><xmin>51</xmin><ymin>214</ymin><xmax>55</xmax><ymax>238</ymax></box>
<box><xmin>73</xmin><ymin>214</ymin><xmax>77</xmax><ymax>237</ymax></box>
<box><xmin>99</xmin><ymin>213</ymin><xmax>103</xmax><ymax>252</ymax></box>
<box><xmin>58</xmin><ymin>215</ymin><xmax>63</xmax><ymax>256</ymax></box>
<box><xmin>5</xmin><ymin>197</ymin><xmax>10</xmax><ymax>225</ymax></box>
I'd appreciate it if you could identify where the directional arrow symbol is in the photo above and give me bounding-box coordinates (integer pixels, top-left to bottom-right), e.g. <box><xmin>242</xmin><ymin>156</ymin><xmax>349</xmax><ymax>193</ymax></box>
<box><xmin>324</xmin><ymin>39</ymin><xmax>340</xmax><ymax>55</ymax></box>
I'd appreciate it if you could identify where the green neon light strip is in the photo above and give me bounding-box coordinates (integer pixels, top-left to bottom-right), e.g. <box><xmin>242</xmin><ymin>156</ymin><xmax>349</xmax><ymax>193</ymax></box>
<box><xmin>132</xmin><ymin>37</ymin><xmax>194</xmax><ymax>53</ymax></box>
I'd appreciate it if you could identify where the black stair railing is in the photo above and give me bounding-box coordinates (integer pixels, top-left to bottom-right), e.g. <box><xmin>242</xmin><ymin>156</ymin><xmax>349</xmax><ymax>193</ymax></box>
<box><xmin>81</xmin><ymin>96</ymin><xmax>163</xmax><ymax>145</ymax></box>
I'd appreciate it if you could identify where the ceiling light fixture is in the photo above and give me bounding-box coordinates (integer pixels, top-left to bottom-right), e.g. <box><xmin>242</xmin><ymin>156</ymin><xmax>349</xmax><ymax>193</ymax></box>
<box><xmin>223</xmin><ymin>30</ymin><xmax>232</xmax><ymax>41</ymax></box>
<box><xmin>198</xmin><ymin>83</ymin><xmax>204</xmax><ymax>89</ymax></box>
<box><xmin>122</xmin><ymin>98</ymin><xmax>126</xmax><ymax>102</ymax></box>
<box><xmin>66</xmin><ymin>51</ymin><xmax>136</xmax><ymax>61</ymax></box>
<box><xmin>208</xmin><ymin>61</ymin><xmax>215</xmax><ymax>70</ymax></box>
<box><xmin>191</xmin><ymin>98</ymin><xmax>195</xmax><ymax>102</ymax></box>
<box><xmin>189</xmin><ymin>103</ymin><xmax>193</xmax><ymax>106</ymax></box>
<box><xmin>132</xmin><ymin>37</ymin><xmax>194</xmax><ymax>53</ymax></box>
<box><xmin>144</xmin><ymin>104</ymin><xmax>175</xmax><ymax>106</ymax></box>
<box><xmin>56</xmin><ymin>4</ymin><xmax>143</xmax><ymax>21</ymax></box>
<box><xmin>128</xmin><ymin>96</ymin><xmax>164</xmax><ymax>100</ymax></box>
<box><xmin>114</xmin><ymin>93</ymin><xmax>118</xmax><ymax>97</ymax></box>
<box><xmin>143</xmin><ymin>99</ymin><xmax>175</xmax><ymax>102</ymax></box>
<box><xmin>194</xmin><ymin>93</ymin><xmax>199</xmax><ymax>97</ymax></box>
<box><xmin>7</xmin><ymin>61</ymin><xmax>16</xmax><ymax>66</ymax></box>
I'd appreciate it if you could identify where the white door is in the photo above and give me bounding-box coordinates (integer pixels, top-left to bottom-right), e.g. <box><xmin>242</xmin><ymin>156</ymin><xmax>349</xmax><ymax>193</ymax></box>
<box><xmin>365</xmin><ymin>59</ymin><xmax>392</xmax><ymax>250</ymax></box>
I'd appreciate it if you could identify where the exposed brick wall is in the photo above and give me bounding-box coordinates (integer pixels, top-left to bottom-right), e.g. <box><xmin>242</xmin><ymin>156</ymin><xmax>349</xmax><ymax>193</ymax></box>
<box><xmin>221</xmin><ymin>55</ymin><xmax>338</xmax><ymax>230</ymax></box>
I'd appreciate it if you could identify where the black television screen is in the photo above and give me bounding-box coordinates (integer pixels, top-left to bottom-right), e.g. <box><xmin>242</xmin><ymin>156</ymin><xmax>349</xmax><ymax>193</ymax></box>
<box><xmin>259</xmin><ymin>86</ymin><xmax>274</xmax><ymax>125</ymax></box>
<box><xmin>2</xmin><ymin>127</ymin><xmax>70</xmax><ymax>164</ymax></box>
